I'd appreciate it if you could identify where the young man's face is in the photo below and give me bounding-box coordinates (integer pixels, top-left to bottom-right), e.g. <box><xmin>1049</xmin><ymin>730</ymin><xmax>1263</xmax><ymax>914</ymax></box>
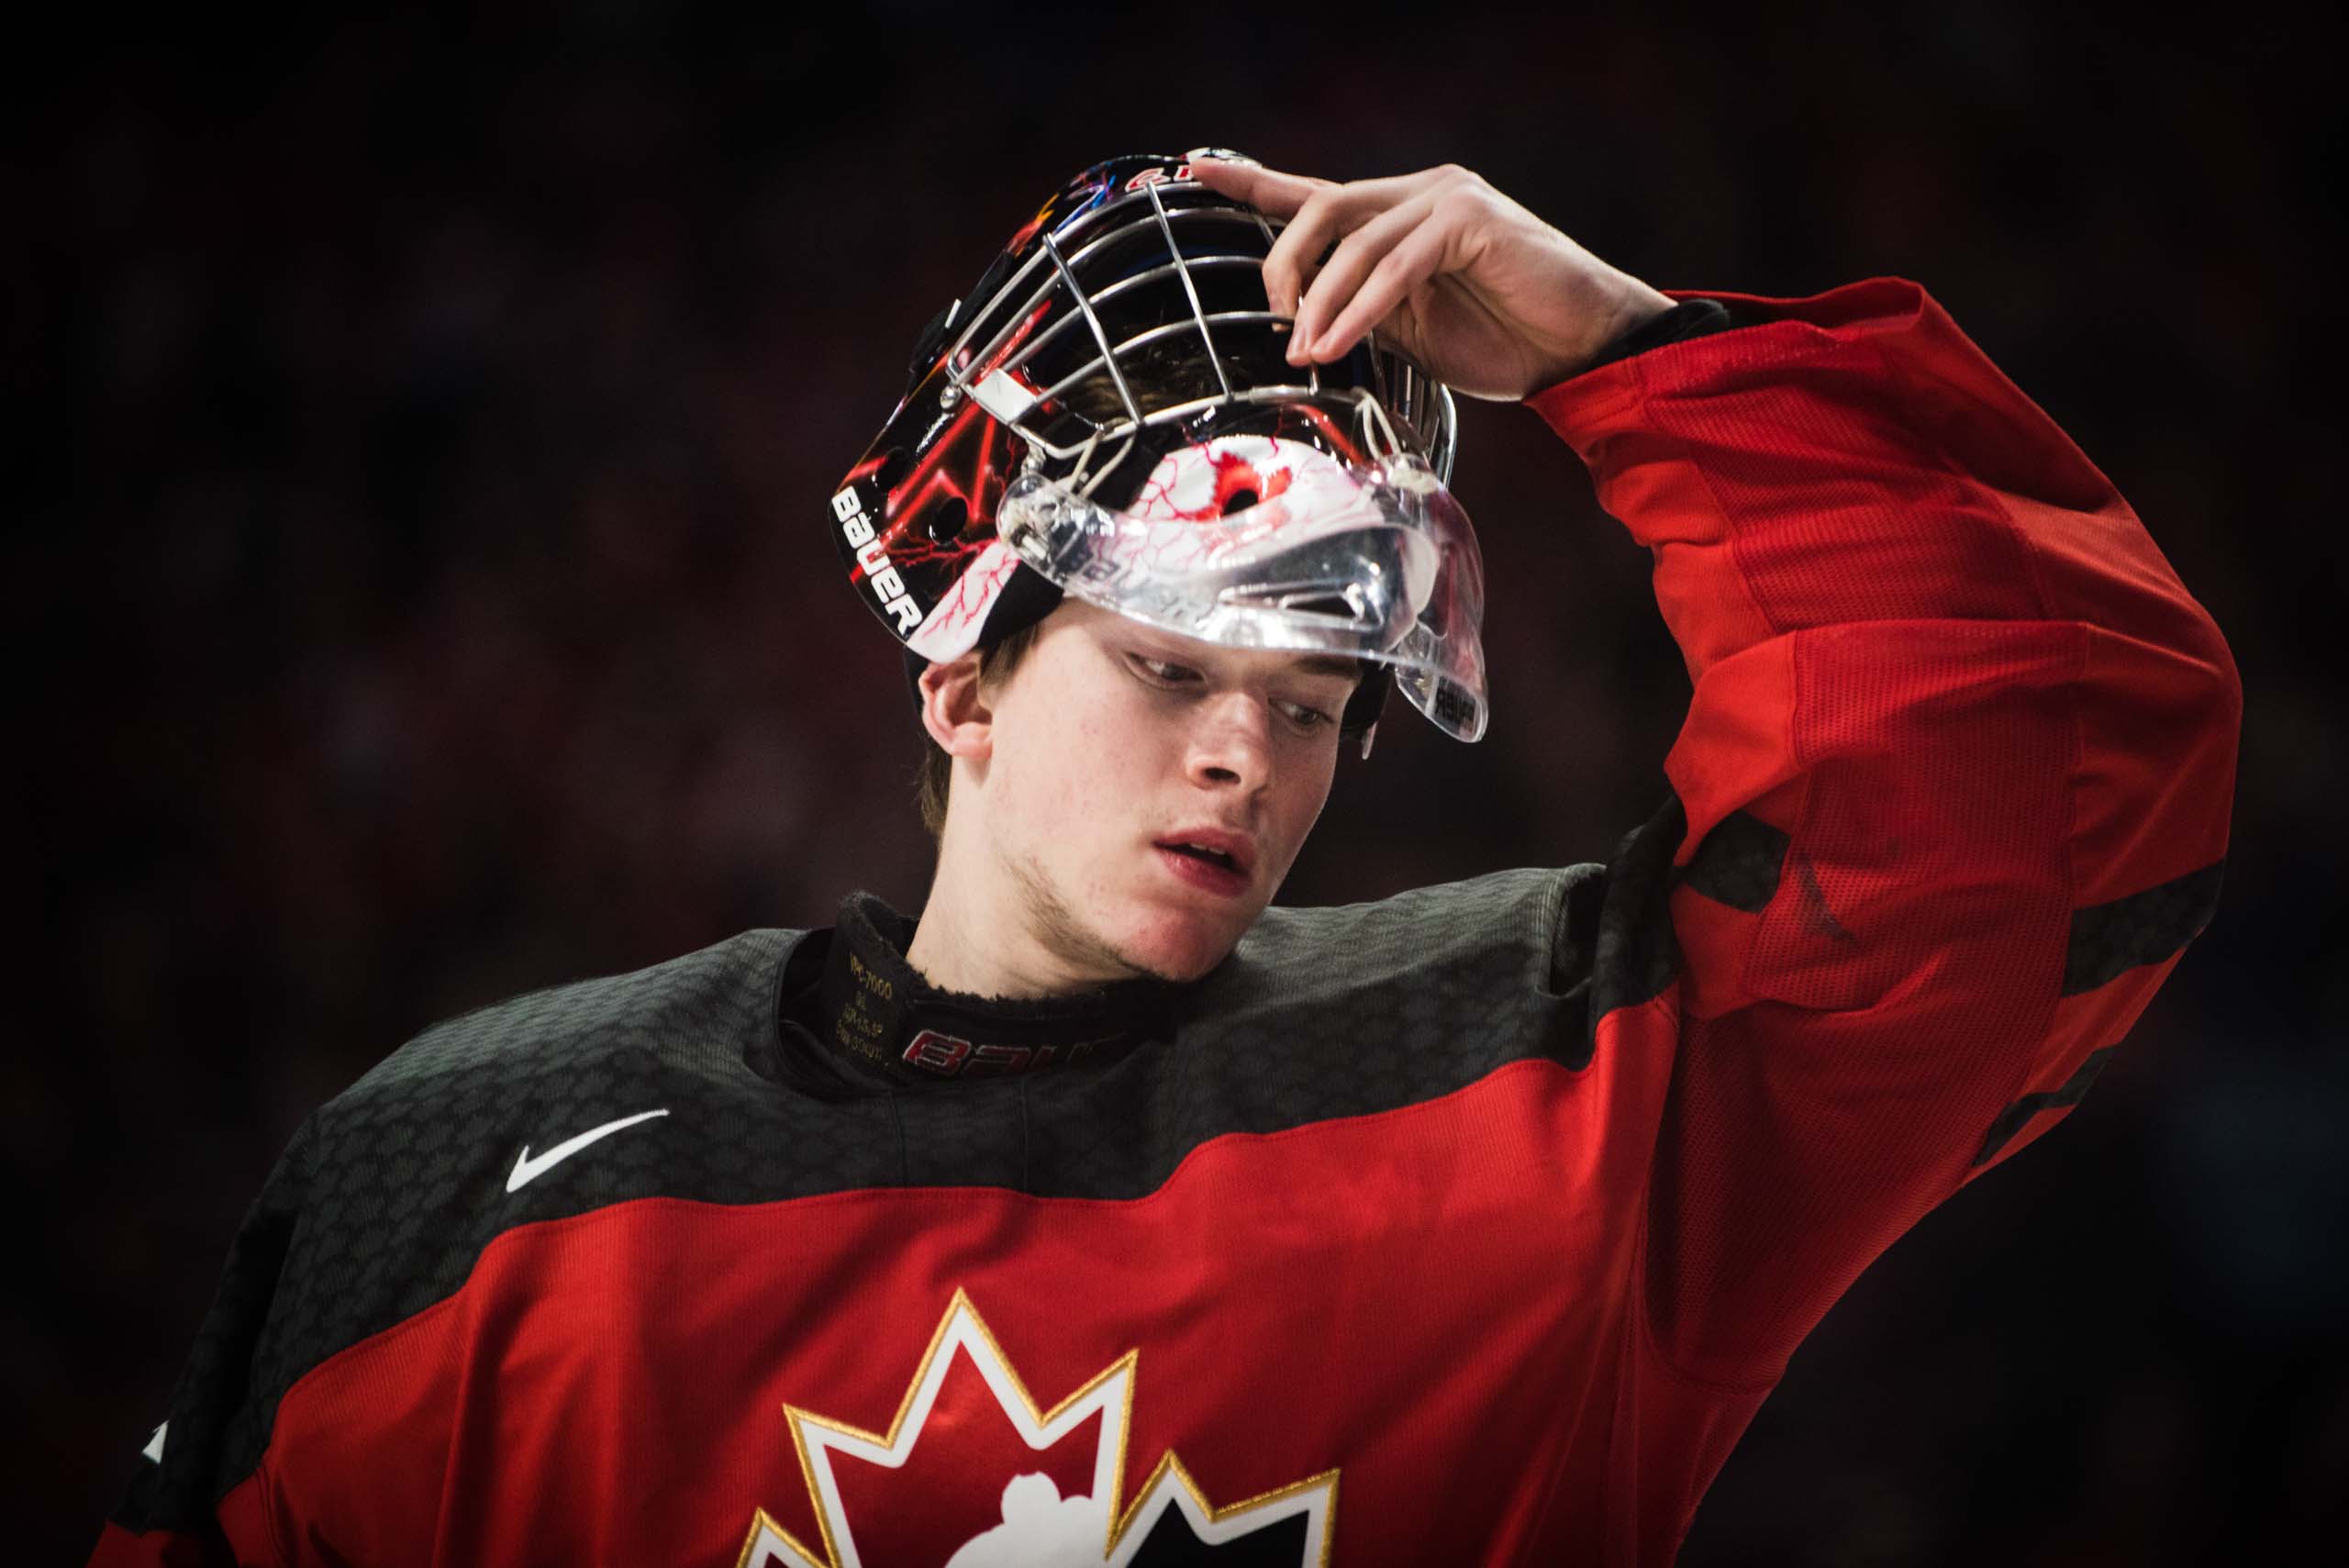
<box><xmin>969</xmin><ymin>599</ymin><xmax>1360</xmax><ymax>984</ymax></box>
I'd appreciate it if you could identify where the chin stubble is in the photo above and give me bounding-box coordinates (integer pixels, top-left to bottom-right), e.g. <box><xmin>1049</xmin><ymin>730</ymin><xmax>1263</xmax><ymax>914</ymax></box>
<box><xmin>1008</xmin><ymin>850</ymin><xmax>1182</xmax><ymax>986</ymax></box>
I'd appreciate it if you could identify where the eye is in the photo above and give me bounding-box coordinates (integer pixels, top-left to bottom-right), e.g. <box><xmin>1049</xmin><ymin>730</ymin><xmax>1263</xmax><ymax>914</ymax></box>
<box><xmin>1129</xmin><ymin>654</ymin><xmax>1201</xmax><ymax>686</ymax></box>
<box><xmin>1277</xmin><ymin>699</ymin><xmax>1336</xmax><ymax>733</ymax></box>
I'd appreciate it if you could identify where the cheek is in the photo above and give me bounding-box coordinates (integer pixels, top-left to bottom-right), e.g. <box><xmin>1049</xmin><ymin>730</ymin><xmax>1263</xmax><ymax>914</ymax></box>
<box><xmin>1267</xmin><ymin>751</ymin><xmax>1339</xmax><ymax>873</ymax></box>
<box><xmin>996</xmin><ymin>686</ymin><xmax>1158</xmax><ymax>852</ymax></box>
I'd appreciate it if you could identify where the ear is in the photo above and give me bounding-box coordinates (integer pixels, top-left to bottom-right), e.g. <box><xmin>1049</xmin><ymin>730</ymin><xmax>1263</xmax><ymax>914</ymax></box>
<box><xmin>918</xmin><ymin>651</ymin><xmax>996</xmax><ymax>764</ymax></box>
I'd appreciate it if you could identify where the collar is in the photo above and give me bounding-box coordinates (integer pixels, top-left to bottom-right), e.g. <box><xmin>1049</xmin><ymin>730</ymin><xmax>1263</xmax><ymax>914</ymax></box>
<box><xmin>811</xmin><ymin>892</ymin><xmax>1178</xmax><ymax>1084</ymax></box>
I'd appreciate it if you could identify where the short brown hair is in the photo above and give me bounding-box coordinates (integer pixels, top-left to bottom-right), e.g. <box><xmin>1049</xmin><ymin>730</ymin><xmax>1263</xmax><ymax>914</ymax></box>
<box><xmin>915</xmin><ymin>619</ymin><xmax>1045</xmax><ymax>840</ymax></box>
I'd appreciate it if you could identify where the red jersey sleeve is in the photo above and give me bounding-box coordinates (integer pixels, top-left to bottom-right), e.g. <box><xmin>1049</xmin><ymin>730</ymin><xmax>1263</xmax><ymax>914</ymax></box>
<box><xmin>1528</xmin><ymin>276</ymin><xmax>2240</xmax><ymax>1386</ymax></box>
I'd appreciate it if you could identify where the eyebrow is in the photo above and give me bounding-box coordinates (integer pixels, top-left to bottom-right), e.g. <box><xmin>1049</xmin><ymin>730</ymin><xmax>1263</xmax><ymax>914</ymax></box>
<box><xmin>1291</xmin><ymin>655</ymin><xmax>1366</xmax><ymax>684</ymax></box>
<box><xmin>1120</xmin><ymin>627</ymin><xmax>1361</xmax><ymax>686</ymax></box>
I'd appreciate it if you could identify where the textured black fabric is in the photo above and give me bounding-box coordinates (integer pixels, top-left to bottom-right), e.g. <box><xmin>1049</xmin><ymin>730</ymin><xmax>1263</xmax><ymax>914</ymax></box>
<box><xmin>2061</xmin><ymin>860</ymin><xmax>2224</xmax><ymax>995</ymax></box>
<box><xmin>1131</xmin><ymin>1507</ymin><xmax>1309</xmax><ymax>1564</ymax></box>
<box><xmin>817</xmin><ymin>890</ymin><xmax>1178</xmax><ymax>1082</ymax></box>
<box><xmin>123</xmin><ymin>933</ymin><xmax>818</xmax><ymax>1531</ymax></box>
<box><xmin>110</xmin><ymin>1120</ymin><xmax>309</xmax><ymax>1539</ymax></box>
<box><xmin>1586</xmin><ymin>796</ymin><xmax>1685</xmax><ymax>1021</ymax></box>
<box><xmin>129</xmin><ymin>839</ymin><xmax>1700</xmax><ymax>1529</ymax></box>
<box><xmin>1972</xmin><ymin>1046</ymin><xmax>2118</xmax><ymax>1167</ymax></box>
<box><xmin>1675</xmin><ymin>808</ymin><xmax>1790</xmax><ymax>913</ymax></box>
<box><xmin>1582</xmin><ymin>297</ymin><xmax>1738</xmax><ymax>373</ymax></box>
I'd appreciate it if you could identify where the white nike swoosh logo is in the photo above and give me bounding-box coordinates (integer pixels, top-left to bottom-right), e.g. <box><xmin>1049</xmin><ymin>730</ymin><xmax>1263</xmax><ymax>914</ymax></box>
<box><xmin>507</xmin><ymin>1108</ymin><xmax>670</xmax><ymax>1193</ymax></box>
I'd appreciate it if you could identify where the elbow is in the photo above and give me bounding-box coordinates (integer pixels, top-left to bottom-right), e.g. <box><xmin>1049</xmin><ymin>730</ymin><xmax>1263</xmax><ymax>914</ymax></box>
<box><xmin>2076</xmin><ymin>602</ymin><xmax>2241</xmax><ymax>900</ymax></box>
<box><xmin>2175</xmin><ymin>601</ymin><xmax>2243</xmax><ymax>761</ymax></box>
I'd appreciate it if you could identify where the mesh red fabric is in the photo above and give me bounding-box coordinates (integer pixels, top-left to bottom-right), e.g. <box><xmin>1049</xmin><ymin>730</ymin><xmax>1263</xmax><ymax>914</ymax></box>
<box><xmin>1528</xmin><ymin>276</ymin><xmax>2239</xmax><ymax>1388</ymax></box>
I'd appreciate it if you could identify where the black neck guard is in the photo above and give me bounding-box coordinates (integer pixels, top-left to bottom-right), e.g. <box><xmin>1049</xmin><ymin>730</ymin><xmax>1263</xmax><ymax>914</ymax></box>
<box><xmin>813</xmin><ymin>892</ymin><xmax>1178</xmax><ymax>1084</ymax></box>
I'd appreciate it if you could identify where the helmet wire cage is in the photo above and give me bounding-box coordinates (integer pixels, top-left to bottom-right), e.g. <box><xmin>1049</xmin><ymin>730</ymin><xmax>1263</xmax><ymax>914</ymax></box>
<box><xmin>832</xmin><ymin>154</ymin><xmax>1489</xmax><ymax>745</ymax></box>
<box><xmin>934</xmin><ymin>177</ymin><xmax>1458</xmax><ymax>510</ymax></box>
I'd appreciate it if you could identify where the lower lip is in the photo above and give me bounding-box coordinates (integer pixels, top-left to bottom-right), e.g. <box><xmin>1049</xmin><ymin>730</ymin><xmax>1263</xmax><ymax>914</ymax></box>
<box><xmin>1155</xmin><ymin>845</ymin><xmax>1251</xmax><ymax>897</ymax></box>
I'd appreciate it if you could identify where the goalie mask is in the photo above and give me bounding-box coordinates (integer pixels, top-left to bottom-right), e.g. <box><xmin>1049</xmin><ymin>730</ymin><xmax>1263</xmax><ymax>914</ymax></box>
<box><xmin>829</xmin><ymin>150</ymin><xmax>1488</xmax><ymax>748</ymax></box>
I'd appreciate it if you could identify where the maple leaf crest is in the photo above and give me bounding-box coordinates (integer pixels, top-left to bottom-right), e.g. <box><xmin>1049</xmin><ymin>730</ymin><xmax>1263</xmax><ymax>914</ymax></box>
<box><xmin>737</xmin><ymin>1289</ymin><xmax>1336</xmax><ymax>1567</ymax></box>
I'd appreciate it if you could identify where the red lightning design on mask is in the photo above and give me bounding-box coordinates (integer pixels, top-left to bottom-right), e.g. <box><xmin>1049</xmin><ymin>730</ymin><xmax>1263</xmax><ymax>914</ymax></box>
<box><xmin>847</xmin><ymin>301</ymin><xmax>1055</xmax><ymax>591</ymax></box>
<box><xmin>908</xmin><ymin>540</ymin><xmax>1022</xmax><ymax>656</ymax></box>
<box><xmin>1130</xmin><ymin>444</ymin><xmax>1297</xmax><ymax>524</ymax></box>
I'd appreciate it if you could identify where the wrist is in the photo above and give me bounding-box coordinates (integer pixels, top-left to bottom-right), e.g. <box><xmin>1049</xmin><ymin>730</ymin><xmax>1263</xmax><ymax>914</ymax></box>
<box><xmin>1525</xmin><ymin>278</ymin><xmax>1677</xmax><ymax>392</ymax></box>
<box><xmin>1564</xmin><ymin>294</ymin><xmax>1736</xmax><ymax>384</ymax></box>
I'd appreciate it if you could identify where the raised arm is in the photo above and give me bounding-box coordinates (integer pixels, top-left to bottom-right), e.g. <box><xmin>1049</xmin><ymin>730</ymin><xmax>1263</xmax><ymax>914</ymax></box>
<box><xmin>1529</xmin><ymin>274</ymin><xmax>2238</xmax><ymax>1383</ymax></box>
<box><xmin>1192</xmin><ymin>153</ymin><xmax>2240</xmax><ymax>1390</ymax></box>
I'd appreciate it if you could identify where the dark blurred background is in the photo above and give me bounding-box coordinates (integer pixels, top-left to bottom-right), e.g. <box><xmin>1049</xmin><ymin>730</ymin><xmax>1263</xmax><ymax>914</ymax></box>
<box><xmin>14</xmin><ymin>1</ymin><xmax>2344</xmax><ymax>1560</ymax></box>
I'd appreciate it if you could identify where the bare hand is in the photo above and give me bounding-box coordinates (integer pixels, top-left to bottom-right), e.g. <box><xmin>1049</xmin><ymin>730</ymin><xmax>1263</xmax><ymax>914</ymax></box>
<box><xmin>1187</xmin><ymin>154</ymin><xmax>1676</xmax><ymax>401</ymax></box>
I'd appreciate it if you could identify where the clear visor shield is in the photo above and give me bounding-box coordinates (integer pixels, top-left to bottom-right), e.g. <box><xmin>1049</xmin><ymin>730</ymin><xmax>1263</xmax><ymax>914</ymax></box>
<box><xmin>996</xmin><ymin>431</ymin><xmax>1488</xmax><ymax>740</ymax></box>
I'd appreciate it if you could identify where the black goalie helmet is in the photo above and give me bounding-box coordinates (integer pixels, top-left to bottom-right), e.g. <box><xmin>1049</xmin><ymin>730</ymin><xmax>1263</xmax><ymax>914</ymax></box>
<box><xmin>829</xmin><ymin>150</ymin><xmax>1488</xmax><ymax>749</ymax></box>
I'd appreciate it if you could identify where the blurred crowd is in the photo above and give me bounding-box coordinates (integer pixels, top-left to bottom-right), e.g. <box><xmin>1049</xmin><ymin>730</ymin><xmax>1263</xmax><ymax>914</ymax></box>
<box><xmin>16</xmin><ymin>2</ymin><xmax>2344</xmax><ymax>1560</ymax></box>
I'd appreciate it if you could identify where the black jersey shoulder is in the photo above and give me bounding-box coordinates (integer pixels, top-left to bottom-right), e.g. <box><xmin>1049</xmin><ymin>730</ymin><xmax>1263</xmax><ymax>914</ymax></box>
<box><xmin>337</xmin><ymin>926</ymin><xmax>790</xmax><ymax>1106</ymax></box>
<box><xmin>206</xmin><ymin>930</ymin><xmax>860</xmax><ymax>1496</ymax></box>
<box><xmin>1099</xmin><ymin>801</ymin><xmax>1694</xmax><ymax>1195</ymax></box>
<box><xmin>134</xmin><ymin>929</ymin><xmax>829</xmax><ymax>1525</ymax></box>
<box><xmin>284</xmin><ymin>924</ymin><xmax>895</xmax><ymax>1329</ymax></box>
<box><xmin>189</xmin><ymin>837</ymin><xmax>1684</xmax><ymax>1506</ymax></box>
<box><xmin>984</xmin><ymin>862</ymin><xmax>1629</xmax><ymax>1199</ymax></box>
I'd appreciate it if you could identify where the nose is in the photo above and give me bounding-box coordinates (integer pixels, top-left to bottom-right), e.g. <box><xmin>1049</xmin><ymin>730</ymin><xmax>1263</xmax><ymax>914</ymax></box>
<box><xmin>1185</xmin><ymin>689</ymin><xmax>1274</xmax><ymax>794</ymax></box>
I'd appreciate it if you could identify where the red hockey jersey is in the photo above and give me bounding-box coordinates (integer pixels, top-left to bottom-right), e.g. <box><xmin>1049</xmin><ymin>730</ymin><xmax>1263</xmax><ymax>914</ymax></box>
<box><xmin>92</xmin><ymin>277</ymin><xmax>2240</xmax><ymax>1565</ymax></box>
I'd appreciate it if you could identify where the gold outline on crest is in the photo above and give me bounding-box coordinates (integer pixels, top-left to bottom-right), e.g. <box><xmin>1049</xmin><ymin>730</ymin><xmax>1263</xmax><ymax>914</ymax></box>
<box><xmin>734</xmin><ymin>1287</ymin><xmax>1336</xmax><ymax>1568</ymax></box>
<box><xmin>1110</xmin><ymin>1451</ymin><xmax>1340</xmax><ymax>1564</ymax></box>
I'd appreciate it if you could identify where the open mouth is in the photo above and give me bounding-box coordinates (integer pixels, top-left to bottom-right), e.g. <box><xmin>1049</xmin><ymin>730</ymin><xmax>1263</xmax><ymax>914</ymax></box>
<box><xmin>1161</xmin><ymin>841</ymin><xmax>1240</xmax><ymax>872</ymax></box>
<box><xmin>1153</xmin><ymin>838</ymin><xmax>1252</xmax><ymax>896</ymax></box>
